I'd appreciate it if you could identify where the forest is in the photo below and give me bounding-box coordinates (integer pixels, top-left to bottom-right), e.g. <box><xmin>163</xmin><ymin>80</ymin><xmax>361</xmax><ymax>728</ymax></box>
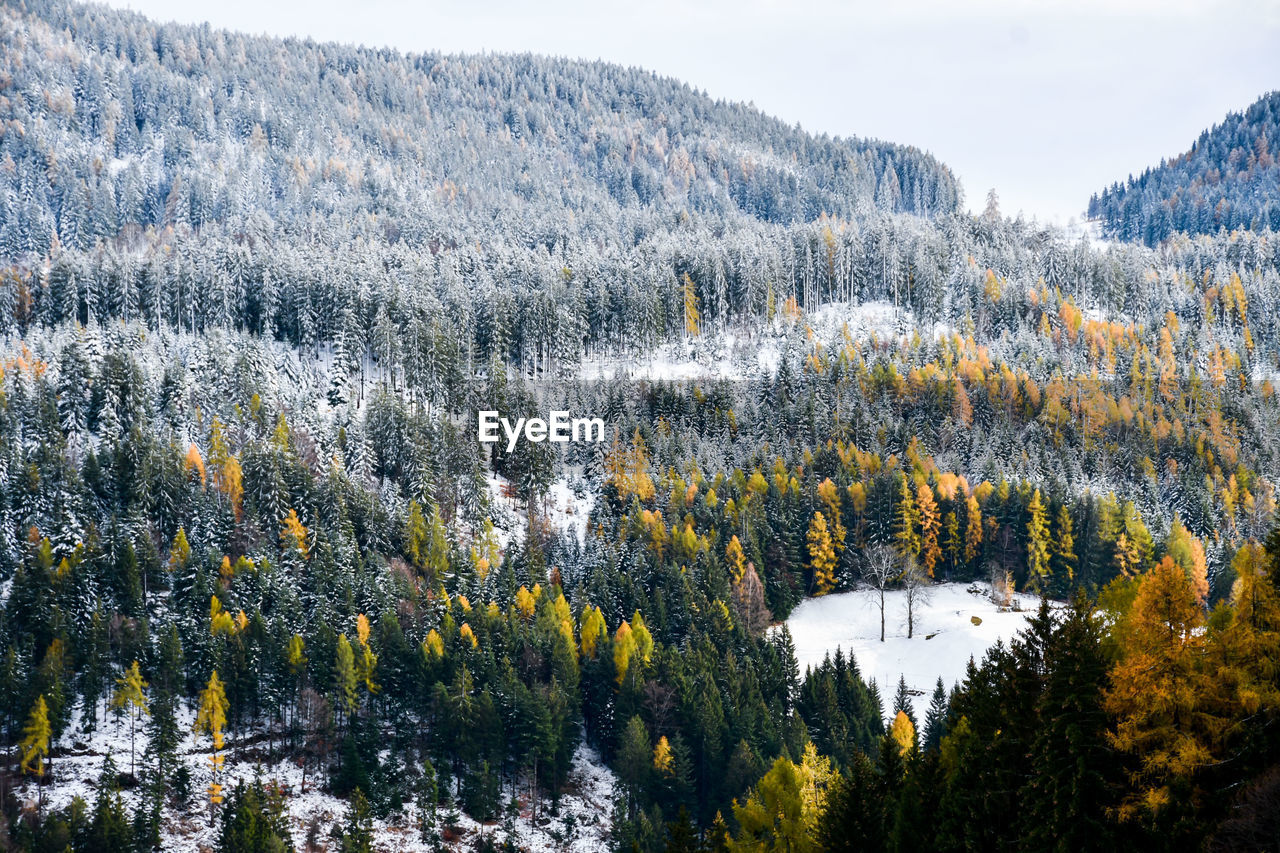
<box><xmin>0</xmin><ymin>0</ymin><xmax>1279</xmax><ymax>851</ymax></box>
<box><xmin>1089</xmin><ymin>91</ymin><xmax>1280</xmax><ymax>246</ymax></box>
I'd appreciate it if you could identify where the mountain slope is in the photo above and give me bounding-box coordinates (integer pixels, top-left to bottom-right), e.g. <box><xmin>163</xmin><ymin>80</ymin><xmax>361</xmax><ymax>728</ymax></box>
<box><xmin>0</xmin><ymin>0</ymin><xmax>957</xmax><ymax>261</ymax></box>
<box><xmin>1088</xmin><ymin>91</ymin><xmax>1280</xmax><ymax>245</ymax></box>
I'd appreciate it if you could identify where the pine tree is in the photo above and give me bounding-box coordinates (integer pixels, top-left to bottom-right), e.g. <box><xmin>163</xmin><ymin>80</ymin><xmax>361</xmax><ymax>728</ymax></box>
<box><xmin>1050</xmin><ymin>503</ymin><xmax>1077</xmax><ymax>586</ymax></box>
<box><xmin>725</xmin><ymin>534</ymin><xmax>747</xmax><ymax>584</ymax></box>
<box><xmin>727</xmin><ymin>754</ymin><xmax>817</xmax><ymax>853</ymax></box>
<box><xmin>617</xmin><ymin>716</ymin><xmax>651</xmax><ymax>819</ymax></box>
<box><xmin>731</xmin><ymin>562</ymin><xmax>772</xmax><ymax>637</ymax></box>
<box><xmin>819</xmin><ymin>752</ymin><xmax>884</xmax><ymax>852</ymax></box>
<box><xmin>1024</xmin><ymin>593</ymin><xmax>1117</xmax><ymax>852</ymax></box>
<box><xmin>86</xmin><ymin>754</ymin><xmax>134</xmax><ymax>851</ymax></box>
<box><xmin>894</xmin><ymin>474</ymin><xmax>921</xmax><ymax>560</ymax></box>
<box><xmin>403</xmin><ymin>499</ymin><xmax>429</xmax><ymax>570</ymax></box>
<box><xmin>1105</xmin><ymin>556</ymin><xmax>1220</xmax><ymax>834</ymax></box>
<box><xmin>922</xmin><ymin>678</ymin><xmax>949</xmax><ymax>752</ymax></box>
<box><xmin>340</xmin><ymin>788</ymin><xmax>375</xmax><ymax>853</ymax></box>
<box><xmin>683</xmin><ymin>273</ymin><xmax>701</xmax><ymax>338</ymax></box>
<box><xmin>964</xmin><ymin>494</ymin><xmax>983</xmax><ymax>569</ymax></box>
<box><xmin>1164</xmin><ymin>518</ymin><xmax>1208</xmax><ymax>605</ymax></box>
<box><xmin>580</xmin><ymin>606</ymin><xmax>607</xmax><ymax>659</ymax></box>
<box><xmin>890</xmin><ymin>710</ymin><xmax>916</xmax><ymax>756</ymax></box>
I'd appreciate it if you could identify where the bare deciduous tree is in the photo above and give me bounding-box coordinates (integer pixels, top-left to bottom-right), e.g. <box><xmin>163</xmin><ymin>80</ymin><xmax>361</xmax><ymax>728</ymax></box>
<box><xmin>988</xmin><ymin>562</ymin><xmax>1014</xmax><ymax>608</ymax></box>
<box><xmin>731</xmin><ymin>562</ymin><xmax>773</xmax><ymax>637</ymax></box>
<box><xmin>862</xmin><ymin>544</ymin><xmax>899</xmax><ymax>642</ymax></box>
<box><xmin>901</xmin><ymin>555</ymin><xmax>932</xmax><ymax>639</ymax></box>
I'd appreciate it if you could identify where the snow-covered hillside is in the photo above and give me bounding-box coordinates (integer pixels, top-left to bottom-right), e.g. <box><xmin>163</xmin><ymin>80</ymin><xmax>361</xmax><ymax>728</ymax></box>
<box><xmin>784</xmin><ymin>583</ymin><xmax>1048</xmax><ymax>719</ymax></box>
<box><xmin>19</xmin><ymin>725</ymin><xmax>616</xmax><ymax>853</ymax></box>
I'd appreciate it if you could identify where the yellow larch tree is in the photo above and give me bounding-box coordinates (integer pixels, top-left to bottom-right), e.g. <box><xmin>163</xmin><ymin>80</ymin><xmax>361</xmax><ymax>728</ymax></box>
<box><xmin>916</xmin><ymin>482</ymin><xmax>941</xmax><ymax>576</ymax></box>
<box><xmin>683</xmin><ymin>273</ymin><xmax>701</xmax><ymax>337</ymax></box>
<box><xmin>1105</xmin><ymin>557</ymin><xmax>1223</xmax><ymax>823</ymax></box>
<box><xmin>613</xmin><ymin>621</ymin><xmax>638</xmax><ymax>684</ymax></box>
<box><xmin>580</xmin><ymin>606</ymin><xmax>607</xmax><ymax>659</ymax></box>
<box><xmin>281</xmin><ymin>508</ymin><xmax>309</xmax><ymax>560</ymax></box>
<box><xmin>807</xmin><ymin>511</ymin><xmax>838</xmax><ymax>596</ymax></box>
<box><xmin>110</xmin><ymin>660</ymin><xmax>149</xmax><ymax>777</ymax></box>
<box><xmin>194</xmin><ymin>671</ymin><xmax>230</xmax><ymax>818</ymax></box>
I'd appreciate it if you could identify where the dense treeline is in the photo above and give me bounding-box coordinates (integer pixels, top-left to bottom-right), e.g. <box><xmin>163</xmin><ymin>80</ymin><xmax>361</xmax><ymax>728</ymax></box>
<box><xmin>0</xmin><ymin>300</ymin><xmax>1271</xmax><ymax>849</ymax></box>
<box><xmin>1089</xmin><ymin>91</ymin><xmax>1280</xmax><ymax>245</ymax></box>
<box><xmin>0</xmin><ymin>0</ymin><xmax>956</xmax><ymax>265</ymax></box>
<box><xmin>719</xmin><ymin>532</ymin><xmax>1280</xmax><ymax>853</ymax></box>
<box><xmin>0</xmin><ymin>0</ymin><xmax>1277</xmax><ymax>850</ymax></box>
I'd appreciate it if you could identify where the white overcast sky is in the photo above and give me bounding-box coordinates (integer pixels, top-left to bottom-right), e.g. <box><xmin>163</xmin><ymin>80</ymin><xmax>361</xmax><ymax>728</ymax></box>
<box><xmin>102</xmin><ymin>0</ymin><xmax>1280</xmax><ymax>224</ymax></box>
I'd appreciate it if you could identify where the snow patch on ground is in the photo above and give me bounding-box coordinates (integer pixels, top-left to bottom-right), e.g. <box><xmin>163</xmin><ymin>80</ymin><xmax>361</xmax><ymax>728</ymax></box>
<box><xmin>576</xmin><ymin>300</ymin><xmax>956</xmax><ymax>383</ymax></box>
<box><xmin>578</xmin><ymin>330</ymin><xmax>780</xmax><ymax>382</ymax></box>
<box><xmin>486</xmin><ymin>473</ymin><xmax>596</xmax><ymax>548</ymax></box>
<box><xmin>783</xmin><ymin>582</ymin><xmax>1048</xmax><ymax>719</ymax></box>
<box><xmin>20</xmin><ymin>727</ymin><xmax>616</xmax><ymax>853</ymax></box>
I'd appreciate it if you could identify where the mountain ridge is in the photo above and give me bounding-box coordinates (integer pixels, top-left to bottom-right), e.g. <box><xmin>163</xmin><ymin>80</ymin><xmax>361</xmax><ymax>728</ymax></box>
<box><xmin>1088</xmin><ymin>90</ymin><xmax>1280</xmax><ymax>245</ymax></box>
<box><xmin>0</xmin><ymin>0</ymin><xmax>959</xmax><ymax>263</ymax></box>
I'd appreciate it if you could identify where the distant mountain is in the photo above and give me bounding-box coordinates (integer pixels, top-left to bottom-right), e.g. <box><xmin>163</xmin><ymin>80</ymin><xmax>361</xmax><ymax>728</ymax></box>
<box><xmin>0</xmin><ymin>0</ymin><xmax>958</xmax><ymax>261</ymax></box>
<box><xmin>1088</xmin><ymin>92</ymin><xmax>1280</xmax><ymax>245</ymax></box>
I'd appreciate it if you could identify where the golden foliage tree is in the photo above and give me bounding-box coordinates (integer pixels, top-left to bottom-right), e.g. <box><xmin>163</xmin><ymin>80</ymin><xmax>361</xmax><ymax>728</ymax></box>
<box><xmin>806</xmin><ymin>511</ymin><xmax>838</xmax><ymax>596</ymax></box>
<box><xmin>195</xmin><ymin>670</ymin><xmax>230</xmax><ymax>817</ymax></box>
<box><xmin>613</xmin><ymin>621</ymin><xmax>638</xmax><ymax>684</ymax></box>
<box><xmin>605</xmin><ymin>431</ymin><xmax>656</xmax><ymax>503</ymax></box>
<box><xmin>281</xmin><ymin>508</ymin><xmax>309</xmax><ymax>560</ymax></box>
<box><xmin>110</xmin><ymin>660</ymin><xmax>149</xmax><ymax>777</ymax></box>
<box><xmin>207</xmin><ymin>417</ymin><xmax>243</xmax><ymax>520</ymax></box>
<box><xmin>1025</xmin><ymin>489</ymin><xmax>1051</xmax><ymax>590</ymax></box>
<box><xmin>1105</xmin><ymin>557</ymin><xmax>1221</xmax><ymax>822</ymax></box>
<box><xmin>725</xmin><ymin>534</ymin><xmax>747</xmax><ymax>584</ymax></box>
<box><xmin>890</xmin><ymin>709</ymin><xmax>916</xmax><ymax>755</ymax></box>
<box><xmin>1165</xmin><ymin>518</ymin><xmax>1209</xmax><ymax>605</ymax></box>
<box><xmin>916</xmin><ymin>482</ymin><xmax>941</xmax><ymax>575</ymax></box>
<box><xmin>20</xmin><ymin>694</ymin><xmax>51</xmax><ymax>779</ymax></box>
<box><xmin>580</xmin><ymin>606</ymin><xmax>607</xmax><ymax>659</ymax></box>
<box><xmin>683</xmin><ymin>273</ymin><xmax>701</xmax><ymax>337</ymax></box>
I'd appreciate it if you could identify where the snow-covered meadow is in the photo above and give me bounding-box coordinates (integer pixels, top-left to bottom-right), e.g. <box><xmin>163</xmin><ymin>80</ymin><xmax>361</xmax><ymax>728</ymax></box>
<box><xmin>784</xmin><ymin>582</ymin><xmax>1048</xmax><ymax>719</ymax></box>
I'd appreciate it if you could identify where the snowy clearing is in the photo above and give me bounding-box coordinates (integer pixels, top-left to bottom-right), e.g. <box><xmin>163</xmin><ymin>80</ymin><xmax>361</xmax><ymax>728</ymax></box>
<box><xmin>575</xmin><ymin>299</ymin><xmax>959</xmax><ymax>383</ymax></box>
<box><xmin>784</xmin><ymin>582</ymin><xmax>1049</xmax><ymax>719</ymax></box>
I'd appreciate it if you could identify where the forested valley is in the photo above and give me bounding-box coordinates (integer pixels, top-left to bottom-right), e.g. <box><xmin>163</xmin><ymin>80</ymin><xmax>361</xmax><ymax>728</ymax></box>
<box><xmin>1</xmin><ymin>1</ymin><xmax>1279</xmax><ymax>850</ymax></box>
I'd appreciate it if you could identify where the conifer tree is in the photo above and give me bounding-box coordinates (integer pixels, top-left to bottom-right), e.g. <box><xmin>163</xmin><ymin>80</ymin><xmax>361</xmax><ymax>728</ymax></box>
<box><xmin>894</xmin><ymin>474</ymin><xmax>921</xmax><ymax>560</ymax></box>
<box><xmin>1050</xmin><ymin>503</ymin><xmax>1077</xmax><ymax>586</ymax></box>
<box><xmin>335</xmin><ymin>635</ymin><xmax>359</xmax><ymax>718</ymax></box>
<box><xmin>922</xmin><ymin>677</ymin><xmax>949</xmax><ymax>752</ymax></box>
<box><xmin>806</xmin><ymin>511</ymin><xmax>838</xmax><ymax>596</ymax></box>
<box><xmin>1105</xmin><ymin>556</ymin><xmax>1220</xmax><ymax>835</ymax></box>
<box><xmin>20</xmin><ymin>694</ymin><xmax>52</xmax><ymax>797</ymax></box>
<box><xmin>110</xmin><ymin>660</ymin><xmax>149</xmax><ymax>778</ymax></box>
<box><xmin>917</xmin><ymin>482</ymin><xmax>941</xmax><ymax>575</ymax></box>
<box><xmin>1026</xmin><ymin>488</ymin><xmax>1051</xmax><ymax>591</ymax></box>
<box><xmin>1024</xmin><ymin>594</ymin><xmax>1116</xmax><ymax>852</ymax></box>
<box><xmin>964</xmin><ymin>494</ymin><xmax>983</xmax><ymax>569</ymax></box>
<box><xmin>195</xmin><ymin>670</ymin><xmax>230</xmax><ymax>822</ymax></box>
<box><xmin>890</xmin><ymin>710</ymin><xmax>916</xmax><ymax>756</ymax></box>
<box><xmin>340</xmin><ymin>788</ymin><xmax>375</xmax><ymax>853</ymax></box>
